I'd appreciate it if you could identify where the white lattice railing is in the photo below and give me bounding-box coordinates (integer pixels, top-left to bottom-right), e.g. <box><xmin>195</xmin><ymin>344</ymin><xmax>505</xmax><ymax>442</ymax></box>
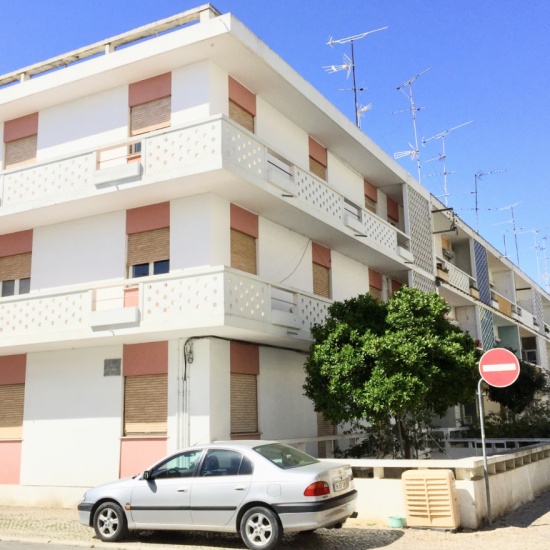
<box><xmin>446</xmin><ymin>262</ymin><xmax>471</xmax><ymax>293</ymax></box>
<box><xmin>0</xmin><ymin>267</ymin><xmax>330</xmax><ymax>344</ymax></box>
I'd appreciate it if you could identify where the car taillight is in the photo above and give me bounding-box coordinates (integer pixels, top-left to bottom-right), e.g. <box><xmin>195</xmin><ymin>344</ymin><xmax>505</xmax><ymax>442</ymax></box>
<box><xmin>304</xmin><ymin>481</ymin><xmax>330</xmax><ymax>497</ymax></box>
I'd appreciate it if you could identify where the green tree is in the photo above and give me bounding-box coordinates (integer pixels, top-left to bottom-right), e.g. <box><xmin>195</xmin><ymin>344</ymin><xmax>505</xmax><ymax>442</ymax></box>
<box><xmin>486</xmin><ymin>356</ymin><xmax>548</xmax><ymax>414</ymax></box>
<box><xmin>303</xmin><ymin>287</ymin><xmax>479</xmax><ymax>458</ymax></box>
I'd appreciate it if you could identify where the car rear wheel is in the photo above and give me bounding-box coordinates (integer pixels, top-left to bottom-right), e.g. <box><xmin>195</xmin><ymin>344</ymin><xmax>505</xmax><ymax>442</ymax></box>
<box><xmin>93</xmin><ymin>502</ymin><xmax>128</xmax><ymax>542</ymax></box>
<box><xmin>240</xmin><ymin>506</ymin><xmax>282</xmax><ymax>550</ymax></box>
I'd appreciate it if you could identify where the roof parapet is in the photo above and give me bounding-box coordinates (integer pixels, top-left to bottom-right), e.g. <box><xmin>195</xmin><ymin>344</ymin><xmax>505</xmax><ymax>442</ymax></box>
<box><xmin>0</xmin><ymin>3</ymin><xmax>222</xmax><ymax>89</ymax></box>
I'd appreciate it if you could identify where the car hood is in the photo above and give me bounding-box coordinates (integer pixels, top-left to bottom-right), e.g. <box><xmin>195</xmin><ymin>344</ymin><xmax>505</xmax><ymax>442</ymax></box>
<box><xmin>85</xmin><ymin>475</ymin><xmax>140</xmax><ymax>499</ymax></box>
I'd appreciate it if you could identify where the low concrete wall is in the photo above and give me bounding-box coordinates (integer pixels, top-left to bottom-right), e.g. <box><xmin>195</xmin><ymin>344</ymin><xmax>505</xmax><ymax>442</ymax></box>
<box><xmin>327</xmin><ymin>443</ymin><xmax>550</xmax><ymax>529</ymax></box>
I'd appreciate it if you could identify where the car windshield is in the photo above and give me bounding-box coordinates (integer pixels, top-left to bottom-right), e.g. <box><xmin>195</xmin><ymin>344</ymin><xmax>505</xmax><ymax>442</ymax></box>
<box><xmin>253</xmin><ymin>443</ymin><xmax>319</xmax><ymax>470</ymax></box>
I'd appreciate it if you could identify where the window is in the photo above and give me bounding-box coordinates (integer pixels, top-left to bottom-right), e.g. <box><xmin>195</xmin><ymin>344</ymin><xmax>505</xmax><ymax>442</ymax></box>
<box><xmin>126</xmin><ymin>202</ymin><xmax>170</xmax><ymax>279</ymax></box>
<box><xmin>123</xmin><ymin>342</ymin><xmax>168</xmax><ymax>436</ymax></box>
<box><xmin>364</xmin><ymin>179</ymin><xmax>378</xmax><ymax>214</ymax></box>
<box><xmin>230</xmin><ymin>342</ymin><xmax>260</xmax><ymax>439</ymax></box>
<box><xmin>3</xmin><ymin>113</ymin><xmax>38</xmax><ymax>169</ymax></box>
<box><xmin>230</xmin><ymin>204</ymin><xmax>258</xmax><ymax>275</ymax></box>
<box><xmin>199</xmin><ymin>449</ymin><xmax>254</xmax><ymax>477</ymax></box>
<box><xmin>0</xmin><ymin>230</ymin><xmax>33</xmax><ymax>296</ymax></box>
<box><xmin>253</xmin><ymin>443</ymin><xmax>318</xmax><ymax>470</ymax></box>
<box><xmin>151</xmin><ymin>449</ymin><xmax>204</xmax><ymax>479</ymax></box>
<box><xmin>228</xmin><ymin>77</ymin><xmax>256</xmax><ymax>133</ymax></box>
<box><xmin>387</xmin><ymin>197</ymin><xmax>400</xmax><ymax>224</ymax></box>
<box><xmin>369</xmin><ymin>268</ymin><xmax>383</xmax><ymax>300</ymax></box>
<box><xmin>309</xmin><ymin>137</ymin><xmax>327</xmax><ymax>180</ymax></box>
<box><xmin>312</xmin><ymin>242</ymin><xmax>331</xmax><ymax>298</ymax></box>
<box><xmin>0</xmin><ymin>355</ymin><xmax>26</xmax><ymax>439</ymax></box>
<box><xmin>129</xmin><ymin>73</ymin><xmax>171</xmax><ymax>138</ymax></box>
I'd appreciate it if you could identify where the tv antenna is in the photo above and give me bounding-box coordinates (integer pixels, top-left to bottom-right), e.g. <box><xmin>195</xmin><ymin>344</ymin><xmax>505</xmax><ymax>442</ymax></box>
<box><xmin>422</xmin><ymin>121</ymin><xmax>472</xmax><ymax>206</ymax></box>
<box><xmin>542</xmin><ymin>236</ymin><xmax>550</xmax><ymax>291</ymax></box>
<box><xmin>324</xmin><ymin>26</ymin><xmax>388</xmax><ymax>128</ymax></box>
<box><xmin>518</xmin><ymin>228</ymin><xmax>543</xmax><ymax>284</ymax></box>
<box><xmin>493</xmin><ymin>202</ymin><xmax>521</xmax><ymax>266</ymax></box>
<box><xmin>472</xmin><ymin>169</ymin><xmax>506</xmax><ymax>233</ymax></box>
<box><xmin>393</xmin><ymin>67</ymin><xmax>430</xmax><ymax>184</ymax></box>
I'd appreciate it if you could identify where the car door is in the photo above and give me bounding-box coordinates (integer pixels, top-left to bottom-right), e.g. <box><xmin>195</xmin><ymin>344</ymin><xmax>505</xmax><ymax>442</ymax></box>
<box><xmin>190</xmin><ymin>448</ymin><xmax>253</xmax><ymax>527</ymax></box>
<box><xmin>129</xmin><ymin>448</ymin><xmax>204</xmax><ymax>528</ymax></box>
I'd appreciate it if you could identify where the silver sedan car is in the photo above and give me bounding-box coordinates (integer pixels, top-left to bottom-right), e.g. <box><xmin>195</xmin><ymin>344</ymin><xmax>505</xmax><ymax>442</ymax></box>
<box><xmin>78</xmin><ymin>441</ymin><xmax>357</xmax><ymax>550</ymax></box>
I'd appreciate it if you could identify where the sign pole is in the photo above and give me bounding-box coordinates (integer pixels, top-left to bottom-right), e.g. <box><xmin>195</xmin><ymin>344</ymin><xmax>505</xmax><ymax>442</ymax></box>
<box><xmin>477</xmin><ymin>378</ymin><xmax>492</xmax><ymax>525</ymax></box>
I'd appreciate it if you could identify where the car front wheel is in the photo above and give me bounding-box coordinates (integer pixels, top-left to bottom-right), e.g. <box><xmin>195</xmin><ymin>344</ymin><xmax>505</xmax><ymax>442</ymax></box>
<box><xmin>93</xmin><ymin>501</ymin><xmax>129</xmax><ymax>542</ymax></box>
<box><xmin>240</xmin><ymin>506</ymin><xmax>282</xmax><ymax>550</ymax></box>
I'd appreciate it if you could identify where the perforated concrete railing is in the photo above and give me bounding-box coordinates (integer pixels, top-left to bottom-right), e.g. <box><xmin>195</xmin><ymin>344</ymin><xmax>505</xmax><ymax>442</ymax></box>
<box><xmin>2</xmin><ymin>153</ymin><xmax>94</xmax><ymax>206</ymax></box>
<box><xmin>294</xmin><ymin>168</ymin><xmax>343</xmax><ymax>223</ymax></box>
<box><xmin>0</xmin><ymin>291</ymin><xmax>88</xmax><ymax>335</ymax></box>
<box><xmin>447</xmin><ymin>263</ymin><xmax>471</xmax><ymax>293</ymax></box>
<box><xmin>145</xmin><ymin>121</ymin><xmax>223</xmax><ymax>175</ymax></box>
<box><xmin>357</xmin><ymin>209</ymin><xmax>398</xmax><ymax>252</ymax></box>
<box><xmin>222</xmin><ymin>123</ymin><xmax>265</xmax><ymax>180</ymax></box>
<box><xmin>298</xmin><ymin>295</ymin><xmax>330</xmax><ymax>330</ymax></box>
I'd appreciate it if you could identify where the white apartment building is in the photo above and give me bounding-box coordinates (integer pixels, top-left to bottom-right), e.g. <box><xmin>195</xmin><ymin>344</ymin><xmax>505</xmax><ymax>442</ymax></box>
<box><xmin>0</xmin><ymin>5</ymin><xmax>548</xmax><ymax>506</ymax></box>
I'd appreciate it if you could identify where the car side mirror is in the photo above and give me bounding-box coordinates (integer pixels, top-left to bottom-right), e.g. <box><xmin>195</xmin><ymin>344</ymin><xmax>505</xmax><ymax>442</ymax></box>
<box><xmin>142</xmin><ymin>470</ymin><xmax>151</xmax><ymax>480</ymax></box>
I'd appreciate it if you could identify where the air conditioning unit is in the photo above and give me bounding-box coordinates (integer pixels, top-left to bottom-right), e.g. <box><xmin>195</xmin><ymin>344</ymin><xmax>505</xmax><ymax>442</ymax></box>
<box><xmin>442</xmin><ymin>248</ymin><xmax>454</xmax><ymax>260</ymax></box>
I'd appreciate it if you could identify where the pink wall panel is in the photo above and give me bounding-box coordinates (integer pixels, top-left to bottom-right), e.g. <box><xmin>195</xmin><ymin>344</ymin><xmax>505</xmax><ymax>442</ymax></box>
<box><xmin>0</xmin><ymin>230</ymin><xmax>33</xmax><ymax>257</ymax></box>
<box><xmin>230</xmin><ymin>204</ymin><xmax>258</xmax><ymax>238</ymax></box>
<box><xmin>126</xmin><ymin>202</ymin><xmax>170</xmax><ymax>234</ymax></box>
<box><xmin>129</xmin><ymin>73</ymin><xmax>171</xmax><ymax>107</ymax></box>
<box><xmin>123</xmin><ymin>341</ymin><xmax>168</xmax><ymax>376</ymax></box>
<box><xmin>228</xmin><ymin>76</ymin><xmax>256</xmax><ymax>116</ymax></box>
<box><xmin>0</xmin><ymin>354</ymin><xmax>26</xmax><ymax>385</ymax></box>
<box><xmin>119</xmin><ymin>438</ymin><xmax>167</xmax><ymax>478</ymax></box>
<box><xmin>308</xmin><ymin>137</ymin><xmax>327</xmax><ymax>167</ymax></box>
<box><xmin>312</xmin><ymin>242</ymin><xmax>331</xmax><ymax>268</ymax></box>
<box><xmin>0</xmin><ymin>441</ymin><xmax>22</xmax><ymax>484</ymax></box>
<box><xmin>4</xmin><ymin>113</ymin><xmax>38</xmax><ymax>143</ymax></box>
<box><xmin>230</xmin><ymin>341</ymin><xmax>259</xmax><ymax>375</ymax></box>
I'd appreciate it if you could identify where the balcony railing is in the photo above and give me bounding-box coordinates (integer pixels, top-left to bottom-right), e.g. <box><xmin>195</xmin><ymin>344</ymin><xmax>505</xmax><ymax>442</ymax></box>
<box><xmin>0</xmin><ymin>116</ymin><xmax>410</xmax><ymax>261</ymax></box>
<box><xmin>435</xmin><ymin>258</ymin><xmax>474</xmax><ymax>295</ymax></box>
<box><xmin>0</xmin><ymin>267</ymin><xmax>330</xmax><ymax>349</ymax></box>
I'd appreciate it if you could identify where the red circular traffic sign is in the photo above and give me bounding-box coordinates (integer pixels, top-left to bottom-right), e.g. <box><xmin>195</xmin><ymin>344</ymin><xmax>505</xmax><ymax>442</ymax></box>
<box><xmin>479</xmin><ymin>348</ymin><xmax>520</xmax><ymax>388</ymax></box>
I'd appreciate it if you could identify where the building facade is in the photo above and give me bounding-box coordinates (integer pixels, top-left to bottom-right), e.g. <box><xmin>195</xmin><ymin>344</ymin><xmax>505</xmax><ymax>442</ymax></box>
<box><xmin>0</xmin><ymin>5</ymin><xmax>548</xmax><ymax>506</ymax></box>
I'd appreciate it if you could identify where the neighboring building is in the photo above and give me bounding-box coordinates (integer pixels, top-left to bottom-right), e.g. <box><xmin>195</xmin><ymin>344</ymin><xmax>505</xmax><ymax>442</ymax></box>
<box><xmin>0</xmin><ymin>5</ymin><xmax>548</xmax><ymax>506</ymax></box>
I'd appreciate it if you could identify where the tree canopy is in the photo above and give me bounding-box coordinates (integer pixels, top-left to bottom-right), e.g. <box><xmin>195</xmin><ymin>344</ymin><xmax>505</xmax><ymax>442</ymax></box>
<box><xmin>303</xmin><ymin>287</ymin><xmax>479</xmax><ymax>457</ymax></box>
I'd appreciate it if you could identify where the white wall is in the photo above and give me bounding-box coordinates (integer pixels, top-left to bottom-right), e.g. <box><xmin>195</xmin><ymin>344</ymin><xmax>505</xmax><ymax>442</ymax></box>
<box><xmin>331</xmin><ymin>251</ymin><xmax>370</xmax><ymax>302</ymax></box>
<box><xmin>37</xmin><ymin>87</ymin><xmax>128</xmax><ymax>160</ymax></box>
<box><xmin>258</xmin><ymin>217</ymin><xmax>311</xmax><ymax>292</ymax></box>
<box><xmin>187</xmin><ymin>338</ymin><xmax>230</xmax><ymax>446</ymax></box>
<box><xmin>31</xmin><ymin>210</ymin><xmax>126</xmax><ymax>289</ymax></box>
<box><xmin>327</xmin><ymin>153</ymin><xmax>364</xmax><ymax>206</ymax></box>
<box><xmin>172</xmin><ymin>61</ymin><xmax>227</xmax><ymax>126</ymax></box>
<box><xmin>170</xmin><ymin>194</ymin><xmax>230</xmax><ymax>270</ymax></box>
<box><xmin>255</xmin><ymin>97</ymin><xmax>308</xmax><ymax>170</ymax></box>
<box><xmin>21</xmin><ymin>346</ymin><xmax>123</xmax><ymax>487</ymax></box>
<box><xmin>258</xmin><ymin>347</ymin><xmax>316</xmax><ymax>440</ymax></box>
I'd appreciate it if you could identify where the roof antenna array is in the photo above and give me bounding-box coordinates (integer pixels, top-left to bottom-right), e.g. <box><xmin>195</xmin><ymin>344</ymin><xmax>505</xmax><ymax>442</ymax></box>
<box><xmin>422</xmin><ymin>121</ymin><xmax>472</xmax><ymax>206</ymax></box>
<box><xmin>393</xmin><ymin>67</ymin><xmax>430</xmax><ymax>184</ymax></box>
<box><xmin>494</xmin><ymin>202</ymin><xmax>522</xmax><ymax>266</ymax></box>
<box><xmin>324</xmin><ymin>27</ymin><xmax>388</xmax><ymax>128</ymax></box>
<box><xmin>542</xmin><ymin>237</ymin><xmax>550</xmax><ymax>292</ymax></box>
<box><xmin>472</xmin><ymin>169</ymin><xmax>506</xmax><ymax>232</ymax></box>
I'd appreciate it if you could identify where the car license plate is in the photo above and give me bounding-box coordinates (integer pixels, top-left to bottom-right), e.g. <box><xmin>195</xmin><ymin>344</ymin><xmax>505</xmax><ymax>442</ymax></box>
<box><xmin>333</xmin><ymin>479</ymin><xmax>349</xmax><ymax>492</ymax></box>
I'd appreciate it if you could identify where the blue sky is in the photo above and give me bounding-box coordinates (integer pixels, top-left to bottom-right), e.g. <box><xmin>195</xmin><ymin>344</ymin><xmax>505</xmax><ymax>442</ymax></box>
<box><xmin>1</xmin><ymin>1</ymin><xmax>549</xmax><ymax>287</ymax></box>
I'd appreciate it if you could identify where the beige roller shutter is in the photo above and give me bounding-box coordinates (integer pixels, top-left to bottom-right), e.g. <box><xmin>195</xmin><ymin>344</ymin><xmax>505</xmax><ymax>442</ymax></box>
<box><xmin>130</xmin><ymin>96</ymin><xmax>171</xmax><ymax>136</ymax></box>
<box><xmin>313</xmin><ymin>262</ymin><xmax>330</xmax><ymax>298</ymax></box>
<box><xmin>127</xmin><ymin>228</ymin><xmax>169</xmax><ymax>267</ymax></box>
<box><xmin>309</xmin><ymin>156</ymin><xmax>326</xmax><ymax>180</ymax></box>
<box><xmin>229</xmin><ymin>100</ymin><xmax>254</xmax><ymax>133</ymax></box>
<box><xmin>231</xmin><ymin>229</ymin><xmax>257</xmax><ymax>275</ymax></box>
<box><xmin>317</xmin><ymin>412</ymin><xmax>336</xmax><ymax>458</ymax></box>
<box><xmin>230</xmin><ymin>373</ymin><xmax>258</xmax><ymax>435</ymax></box>
<box><xmin>369</xmin><ymin>286</ymin><xmax>382</xmax><ymax>301</ymax></box>
<box><xmin>0</xmin><ymin>384</ymin><xmax>24</xmax><ymax>439</ymax></box>
<box><xmin>4</xmin><ymin>135</ymin><xmax>37</xmax><ymax>169</ymax></box>
<box><xmin>0</xmin><ymin>253</ymin><xmax>31</xmax><ymax>281</ymax></box>
<box><xmin>124</xmin><ymin>374</ymin><xmax>167</xmax><ymax>435</ymax></box>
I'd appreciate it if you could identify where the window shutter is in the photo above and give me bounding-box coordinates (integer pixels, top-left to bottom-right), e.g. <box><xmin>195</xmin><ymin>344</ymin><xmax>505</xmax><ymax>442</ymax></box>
<box><xmin>4</xmin><ymin>135</ymin><xmax>37</xmax><ymax>168</ymax></box>
<box><xmin>127</xmin><ymin>228</ymin><xmax>169</xmax><ymax>267</ymax></box>
<box><xmin>309</xmin><ymin>156</ymin><xmax>326</xmax><ymax>180</ymax></box>
<box><xmin>0</xmin><ymin>384</ymin><xmax>24</xmax><ymax>438</ymax></box>
<box><xmin>230</xmin><ymin>373</ymin><xmax>258</xmax><ymax>434</ymax></box>
<box><xmin>316</xmin><ymin>412</ymin><xmax>336</xmax><ymax>458</ymax></box>
<box><xmin>0</xmin><ymin>253</ymin><xmax>32</xmax><ymax>280</ymax></box>
<box><xmin>313</xmin><ymin>262</ymin><xmax>330</xmax><ymax>298</ymax></box>
<box><xmin>130</xmin><ymin>97</ymin><xmax>171</xmax><ymax>136</ymax></box>
<box><xmin>124</xmin><ymin>374</ymin><xmax>167</xmax><ymax>435</ymax></box>
<box><xmin>231</xmin><ymin>229</ymin><xmax>257</xmax><ymax>275</ymax></box>
<box><xmin>369</xmin><ymin>286</ymin><xmax>382</xmax><ymax>300</ymax></box>
<box><xmin>229</xmin><ymin>100</ymin><xmax>254</xmax><ymax>133</ymax></box>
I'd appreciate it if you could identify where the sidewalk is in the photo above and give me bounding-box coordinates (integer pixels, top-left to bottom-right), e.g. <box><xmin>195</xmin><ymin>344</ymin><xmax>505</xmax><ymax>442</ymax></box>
<box><xmin>1</xmin><ymin>490</ymin><xmax>550</xmax><ymax>549</ymax></box>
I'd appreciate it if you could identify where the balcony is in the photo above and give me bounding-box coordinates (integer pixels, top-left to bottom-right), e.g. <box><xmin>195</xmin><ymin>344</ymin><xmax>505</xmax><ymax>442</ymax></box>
<box><xmin>0</xmin><ymin>267</ymin><xmax>330</xmax><ymax>354</ymax></box>
<box><xmin>0</xmin><ymin>116</ymin><xmax>410</xmax><ymax>269</ymax></box>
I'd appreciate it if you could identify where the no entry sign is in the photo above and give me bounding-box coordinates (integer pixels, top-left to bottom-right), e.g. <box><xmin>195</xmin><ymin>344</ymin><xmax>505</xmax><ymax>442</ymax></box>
<box><xmin>479</xmin><ymin>348</ymin><xmax>520</xmax><ymax>388</ymax></box>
